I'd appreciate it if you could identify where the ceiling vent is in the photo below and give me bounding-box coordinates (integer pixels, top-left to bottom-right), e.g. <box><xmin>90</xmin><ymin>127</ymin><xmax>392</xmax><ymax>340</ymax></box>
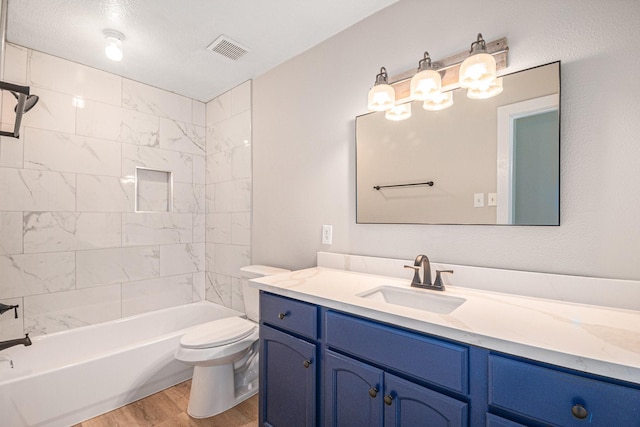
<box><xmin>207</xmin><ymin>35</ymin><xmax>250</xmax><ymax>61</ymax></box>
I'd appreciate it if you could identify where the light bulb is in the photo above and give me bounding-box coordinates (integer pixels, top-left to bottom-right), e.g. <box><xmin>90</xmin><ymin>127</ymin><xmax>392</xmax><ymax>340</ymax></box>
<box><xmin>103</xmin><ymin>29</ymin><xmax>125</xmax><ymax>62</ymax></box>
<box><xmin>385</xmin><ymin>103</ymin><xmax>412</xmax><ymax>121</ymax></box>
<box><xmin>411</xmin><ymin>69</ymin><xmax>442</xmax><ymax>101</ymax></box>
<box><xmin>459</xmin><ymin>34</ymin><xmax>497</xmax><ymax>90</ymax></box>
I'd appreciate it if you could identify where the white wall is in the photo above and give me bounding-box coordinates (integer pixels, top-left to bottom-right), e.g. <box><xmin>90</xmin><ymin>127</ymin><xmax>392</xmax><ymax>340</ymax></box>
<box><xmin>0</xmin><ymin>45</ymin><xmax>207</xmax><ymax>339</ymax></box>
<box><xmin>252</xmin><ymin>0</ymin><xmax>640</xmax><ymax>280</ymax></box>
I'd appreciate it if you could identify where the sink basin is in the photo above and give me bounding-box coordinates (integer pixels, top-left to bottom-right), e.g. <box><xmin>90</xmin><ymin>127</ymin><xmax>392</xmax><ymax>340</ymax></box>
<box><xmin>357</xmin><ymin>286</ymin><xmax>466</xmax><ymax>314</ymax></box>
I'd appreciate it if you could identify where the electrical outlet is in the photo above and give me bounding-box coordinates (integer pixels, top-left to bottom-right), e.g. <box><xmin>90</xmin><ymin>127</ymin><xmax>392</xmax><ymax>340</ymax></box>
<box><xmin>488</xmin><ymin>193</ymin><xmax>497</xmax><ymax>206</ymax></box>
<box><xmin>322</xmin><ymin>225</ymin><xmax>333</xmax><ymax>245</ymax></box>
<box><xmin>473</xmin><ymin>193</ymin><xmax>485</xmax><ymax>208</ymax></box>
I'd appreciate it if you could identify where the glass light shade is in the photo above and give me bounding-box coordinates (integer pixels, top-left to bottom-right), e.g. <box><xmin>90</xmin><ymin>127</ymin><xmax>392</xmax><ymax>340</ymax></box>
<box><xmin>368</xmin><ymin>84</ymin><xmax>395</xmax><ymax>111</ymax></box>
<box><xmin>385</xmin><ymin>103</ymin><xmax>412</xmax><ymax>121</ymax></box>
<box><xmin>105</xmin><ymin>37</ymin><xmax>123</xmax><ymax>61</ymax></box>
<box><xmin>459</xmin><ymin>52</ymin><xmax>496</xmax><ymax>90</ymax></box>
<box><xmin>423</xmin><ymin>91</ymin><xmax>453</xmax><ymax>111</ymax></box>
<box><xmin>467</xmin><ymin>78</ymin><xmax>503</xmax><ymax>99</ymax></box>
<box><xmin>410</xmin><ymin>69</ymin><xmax>442</xmax><ymax>101</ymax></box>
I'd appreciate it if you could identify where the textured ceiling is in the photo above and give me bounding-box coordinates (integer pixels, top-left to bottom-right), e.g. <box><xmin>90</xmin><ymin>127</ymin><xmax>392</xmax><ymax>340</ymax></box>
<box><xmin>6</xmin><ymin>0</ymin><xmax>397</xmax><ymax>102</ymax></box>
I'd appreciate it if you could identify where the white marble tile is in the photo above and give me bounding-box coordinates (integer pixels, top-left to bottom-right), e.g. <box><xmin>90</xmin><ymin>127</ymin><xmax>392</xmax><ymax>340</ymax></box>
<box><xmin>173</xmin><ymin>183</ymin><xmax>205</xmax><ymax>214</ymax></box>
<box><xmin>0</xmin><ymin>251</ymin><xmax>75</xmax><ymax>298</ymax></box>
<box><xmin>232</xmin><ymin>212</ymin><xmax>251</xmax><ymax>246</ymax></box>
<box><xmin>231</xmin><ymin>277</ymin><xmax>245</xmax><ymax>313</ymax></box>
<box><xmin>20</xmin><ymin>87</ymin><xmax>76</xmax><ymax>134</ymax></box>
<box><xmin>159</xmin><ymin>118</ymin><xmax>205</xmax><ymax>155</ymax></box>
<box><xmin>192</xmin><ymin>154</ymin><xmax>206</xmax><ymax>185</ymax></box>
<box><xmin>76</xmin><ymin>100</ymin><xmax>160</xmax><ymax>147</ymax></box>
<box><xmin>231</xmin><ymin>80</ymin><xmax>251</xmax><ymax>115</ymax></box>
<box><xmin>0</xmin><ymin>168</ymin><xmax>76</xmax><ymax>211</ymax></box>
<box><xmin>232</xmin><ymin>143</ymin><xmax>252</xmax><ymax>180</ymax></box>
<box><xmin>122</xmin><ymin>274</ymin><xmax>193</xmax><ymax>317</ymax></box>
<box><xmin>205</xmin><ymin>272</ymin><xmax>232</xmax><ymax>307</ymax></box>
<box><xmin>214</xmin><ymin>179</ymin><xmax>251</xmax><ymax>213</ymax></box>
<box><xmin>24</xmin><ymin>127</ymin><xmax>121</xmax><ymax>176</ymax></box>
<box><xmin>77</xmin><ymin>174</ymin><xmax>135</xmax><ymax>212</ymax></box>
<box><xmin>0</xmin><ymin>212</ymin><xmax>22</xmax><ymax>255</ymax></box>
<box><xmin>193</xmin><ymin>214</ymin><xmax>205</xmax><ymax>243</ymax></box>
<box><xmin>122</xmin><ymin>79</ymin><xmax>192</xmax><ymax>123</ymax></box>
<box><xmin>212</xmin><ymin>181</ymin><xmax>233</xmax><ymax>212</ymax></box>
<box><xmin>207</xmin><ymin>150</ymin><xmax>232</xmax><ymax>184</ymax></box>
<box><xmin>29</xmin><ymin>50</ymin><xmax>122</xmax><ymax>106</ymax></box>
<box><xmin>206</xmin><ymin>90</ymin><xmax>232</xmax><ymax>126</ymax></box>
<box><xmin>193</xmin><ymin>271</ymin><xmax>206</xmax><ymax>302</ymax></box>
<box><xmin>122</xmin><ymin>144</ymin><xmax>193</xmax><ymax>183</ymax></box>
<box><xmin>23</xmin><ymin>212</ymin><xmax>121</xmax><ymax>253</ymax></box>
<box><xmin>4</xmin><ymin>43</ymin><xmax>28</xmax><ymax>85</ymax></box>
<box><xmin>205</xmin><ymin>180</ymin><xmax>215</xmax><ymax>213</ymax></box>
<box><xmin>136</xmin><ymin>168</ymin><xmax>171</xmax><ymax>212</ymax></box>
<box><xmin>160</xmin><ymin>243</ymin><xmax>205</xmax><ymax>277</ymax></box>
<box><xmin>24</xmin><ymin>284</ymin><xmax>121</xmax><ymax>336</ymax></box>
<box><xmin>193</xmin><ymin>101</ymin><xmax>206</xmax><ymax>127</ymax></box>
<box><xmin>206</xmin><ymin>110</ymin><xmax>251</xmax><ymax>154</ymax></box>
<box><xmin>207</xmin><ymin>213</ymin><xmax>231</xmax><ymax>244</ymax></box>
<box><xmin>76</xmin><ymin>246</ymin><xmax>160</xmax><ymax>288</ymax></box>
<box><xmin>213</xmin><ymin>244</ymin><xmax>250</xmax><ymax>278</ymax></box>
<box><xmin>0</xmin><ymin>134</ymin><xmax>24</xmax><ymax>168</ymax></box>
<box><xmin>0</xmin><ymin>297</ymin><xmax>24</xmax><ymax>341</ymax></box>
<box><xmin>122</xmin><ymin>213</ymin><xmax>192</xmax><ymax>246</ymax></box>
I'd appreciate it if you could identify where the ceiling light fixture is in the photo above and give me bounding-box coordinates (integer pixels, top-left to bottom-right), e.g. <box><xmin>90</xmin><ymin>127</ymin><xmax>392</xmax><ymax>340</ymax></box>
<box><xmin>103</xmin><ymin>29</ymin><xmax>125</xmax><ymax>62</ymax></box>
<box><xmin>367</xmin><ymin>67</ymin><xmax>395</xmax><ymax>112</ymax></box>
<box><xmin>410</xmin><ymin>52</ymin><xmax>441</xmax><ymax>101</ymax></box>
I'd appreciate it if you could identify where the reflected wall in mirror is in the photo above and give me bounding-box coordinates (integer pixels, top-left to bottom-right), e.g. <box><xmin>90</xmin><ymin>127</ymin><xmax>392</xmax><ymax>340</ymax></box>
<box><xmin>356</xmin><ymin>61</ymin><xmax>560</xmax><ymax>225</ymax></box>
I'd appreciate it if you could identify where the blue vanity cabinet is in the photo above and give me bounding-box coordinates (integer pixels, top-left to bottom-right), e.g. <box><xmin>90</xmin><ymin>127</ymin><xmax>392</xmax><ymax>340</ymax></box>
<box><xmin>488</xmin><ymin>355</ymin><xmax>640</xmax><ymax>426</ymax></box>
<box><xmin>260</xmin><ymin>293</ymin><xmax>319</xmax><ymax>427</ymax></box>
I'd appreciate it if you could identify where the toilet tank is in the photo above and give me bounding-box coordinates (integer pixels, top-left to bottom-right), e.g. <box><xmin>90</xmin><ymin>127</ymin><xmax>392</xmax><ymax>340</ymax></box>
<box><xmin>239</xmin><ymin>265</ymin><xmax>290</xmax><ymax>322</ymax></box>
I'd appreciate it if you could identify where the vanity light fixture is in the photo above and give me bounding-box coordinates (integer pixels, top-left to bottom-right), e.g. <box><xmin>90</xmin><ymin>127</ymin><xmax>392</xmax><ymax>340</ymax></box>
<box><xmin>467</xmin><ymin>77</ymin><xmax>503</xmax><ymax>99</ymax></box>
<box><xmin>367</xmin><ymin>67</ymin><xmax>395</xmax><ymax>111</ymax></box>
<box><xmin>422</xmin><ymin>91</ymin><xmax>453</xmax><ymax>111</ymax></box>
<box><xmin>410</xmin><ymin>52</ymin><xmax>442</xmax><ymax>101</ymax></box>
<box><xmin>385</xmin><ymin>103</ymin><xmax>412</xmax><ymax>121</ymax></box>
<box><xmin>459</xmin><ymin>33</ymin><xmax>497</xmax><ymax>91</ymax></box>
<box><xmin>104</xmin><ymin>29</ymin><xmax>125</xmax><ymax>62</ymax></box>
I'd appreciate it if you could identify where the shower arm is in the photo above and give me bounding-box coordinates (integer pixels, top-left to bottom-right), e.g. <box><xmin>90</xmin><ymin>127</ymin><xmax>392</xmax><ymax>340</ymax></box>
<box><xmin>0</xmin><ymin>80</ymin><xmax>29</xmax><ymax>138</ymax></box>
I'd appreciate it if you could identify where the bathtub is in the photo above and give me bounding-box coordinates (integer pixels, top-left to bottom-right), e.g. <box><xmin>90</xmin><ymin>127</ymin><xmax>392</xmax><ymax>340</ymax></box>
<box><xmin>0</xmin><ymin>301</ymin><xmax>244</xmax><ymax>427</ymax></box>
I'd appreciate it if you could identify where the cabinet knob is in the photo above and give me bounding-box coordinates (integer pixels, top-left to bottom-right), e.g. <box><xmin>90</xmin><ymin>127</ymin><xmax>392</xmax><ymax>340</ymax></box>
<box><xmin>383</xmin><ymin>395</ymin><xmax>393</xmax><ymax>406</ymax></box>
<box><xmin>303</xmin><ymin>359</ymin><xmax>312</xmax><ymax>368</ymax></box>
<box><xmin>278</xmin><ymin>312</ymin><xmax>287</xmax><ymax>320</ymax></box>
<box><xmin>571</xmin><ymin>403</ymin><xmax>588</xmax><ymax>420</ymax></box>
<box><xmin>368</xmin><ymin>387</ymin><xmax>378</xmax><ymax>398</ymax></box>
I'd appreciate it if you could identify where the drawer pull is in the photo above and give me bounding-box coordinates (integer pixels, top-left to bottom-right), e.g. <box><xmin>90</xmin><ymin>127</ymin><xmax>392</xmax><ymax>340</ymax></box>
<box><xmin>368</xmin><ymin>387</ymin><xmax>378</xmax><ymax>398</ymax></box>
<box><xmin>384</xmin><ymin>395</ymin><xmax>393</xmax><ymax>406</ymax></box>
<box><xmin>571</xmin><ymin>403</ymin><xmax>588</xmax><ymax>420</ymax></box>
<box><xmin>303</xmin><ymin>359</ymin><xmax>312</xmax><ymax>368</ymax></box>
<box><xmin>278</xmin><ymin>312</ymin><xmax>287</xmax><ymax>320</ymax></box>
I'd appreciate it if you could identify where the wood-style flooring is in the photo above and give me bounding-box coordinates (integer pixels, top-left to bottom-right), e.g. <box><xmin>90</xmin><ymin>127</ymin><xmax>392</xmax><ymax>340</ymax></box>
<box><xmin>72</xmin><ymin>380</ymin><xmax>258</xmax><ymax>427</ymax></box>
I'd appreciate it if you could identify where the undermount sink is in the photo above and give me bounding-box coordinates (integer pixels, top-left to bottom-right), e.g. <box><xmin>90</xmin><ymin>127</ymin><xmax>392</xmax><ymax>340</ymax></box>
<box><xmin>357</xmin><ymin>286</ymin><xmax>466</xmax><ymax>314</ymax></box>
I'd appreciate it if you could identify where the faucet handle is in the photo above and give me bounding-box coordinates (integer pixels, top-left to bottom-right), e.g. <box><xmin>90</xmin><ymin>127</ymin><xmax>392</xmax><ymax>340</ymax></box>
<box><xmin>404</xmin><ymin>264</ymin><xmax>421</xmax><ymax>286</ymax></box>
<box><xmin>433</xmin><ymin>270</ymin><xmax>454</xmax><ymax>290</ymax></box>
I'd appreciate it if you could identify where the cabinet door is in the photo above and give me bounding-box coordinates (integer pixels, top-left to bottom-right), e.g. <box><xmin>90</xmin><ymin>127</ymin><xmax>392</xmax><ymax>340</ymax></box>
<box><xmin>324</xmin><ymin>350</ymin><xmax>384</xmax><ymax>427</ymax></box>
<box><xmin>384</xmin><ymin>373</ymin><xmax>468</xmax><ymax>427</ymax></box>
<box><xmin>260</xmin><ymin>325</ymin><xmax>317</xmax><ymax>427</ymax></box>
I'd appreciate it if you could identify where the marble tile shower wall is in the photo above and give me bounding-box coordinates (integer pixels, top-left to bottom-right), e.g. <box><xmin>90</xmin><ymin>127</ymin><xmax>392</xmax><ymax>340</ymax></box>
<box><xmin>0</xmin><ymin>44</ymin><xmax>209</xmax><ymax>339</ymax></box>
<box><xmin>204</xmin><ymin>82</ymin><xmax>252</xmax><ymax>314</ymax></box>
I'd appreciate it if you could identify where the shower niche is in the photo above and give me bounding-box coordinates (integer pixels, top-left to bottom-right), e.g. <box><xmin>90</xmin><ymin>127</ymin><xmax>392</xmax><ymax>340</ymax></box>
<box><xmin>135</xmin><ymin>167</ymin><xmax>173</xmax><ymax>212</ymax></box>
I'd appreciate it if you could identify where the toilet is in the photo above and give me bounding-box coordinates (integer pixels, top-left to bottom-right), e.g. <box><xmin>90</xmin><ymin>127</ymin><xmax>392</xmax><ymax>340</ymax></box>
<box><xmin>175</xmin><ymin>265</ymin><xmax>290</xmax><ymax>418</ymax></box>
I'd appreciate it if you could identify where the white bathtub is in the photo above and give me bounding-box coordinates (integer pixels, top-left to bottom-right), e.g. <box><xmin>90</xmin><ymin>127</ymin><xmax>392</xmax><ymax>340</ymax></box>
<box><xmin>0</xmin><ymin>301</ymin><xmax>243</xmax><ymax>427</ymax></box>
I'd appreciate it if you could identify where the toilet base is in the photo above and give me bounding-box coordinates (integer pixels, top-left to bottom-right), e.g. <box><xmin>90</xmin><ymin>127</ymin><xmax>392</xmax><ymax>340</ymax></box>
<box><xmin>187</xmin><ymin>364</ymin><xmax>258</xmax><ymax>418</ymax></box>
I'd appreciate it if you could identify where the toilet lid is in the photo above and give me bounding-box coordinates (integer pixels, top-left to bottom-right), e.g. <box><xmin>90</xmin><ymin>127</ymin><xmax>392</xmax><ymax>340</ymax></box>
<box><xmin>180</xmin><ymin>317</ymin><xmax>256</xmax><ymax>349</ymax></box>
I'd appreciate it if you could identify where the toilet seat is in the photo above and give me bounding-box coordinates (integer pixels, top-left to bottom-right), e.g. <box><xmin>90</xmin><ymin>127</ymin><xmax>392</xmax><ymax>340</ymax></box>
<box><xmin>180</xmin><ymin>317</ymin><xmax>256</xmax><ymax>349</ymax></box>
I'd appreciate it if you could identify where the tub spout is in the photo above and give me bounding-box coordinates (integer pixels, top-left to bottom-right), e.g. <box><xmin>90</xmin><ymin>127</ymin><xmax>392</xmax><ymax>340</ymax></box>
<box><xmin>0</xmin><ymin>334</ymin><xmax>32</xmax><ymax>352</ymax></box>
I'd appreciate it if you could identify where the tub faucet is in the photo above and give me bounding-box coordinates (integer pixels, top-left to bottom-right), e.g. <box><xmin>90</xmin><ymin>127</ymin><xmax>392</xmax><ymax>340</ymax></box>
<box><xmin>0</xmin><ymin>334</ymin><xmax>32</xmax><ymax>352</ymax></box>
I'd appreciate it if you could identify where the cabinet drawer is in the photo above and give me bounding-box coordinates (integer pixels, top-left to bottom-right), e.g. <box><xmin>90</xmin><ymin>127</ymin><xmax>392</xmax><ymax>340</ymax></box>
<box><xmin>325</xmin><ymin>311</ymin><xmax>468</xmax><ymax>394</ymax></box>
<box><xmin>485</xmin><ymin>413</ymin><xmax>526</xmax><ymax>427</ymax></box>
<box><xmin>489</xmin><ymin>355</ymin><xmax>640</xmax><ymax>426</ymax></box>
<box><xmin>260</xmin><ymin>292</ymin><xmax>317</xmax><ymax>340</ymax></box>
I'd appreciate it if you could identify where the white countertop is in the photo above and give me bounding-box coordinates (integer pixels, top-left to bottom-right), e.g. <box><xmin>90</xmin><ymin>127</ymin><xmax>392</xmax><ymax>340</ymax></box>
<box><xmin>251</xmin><ymin>266</ymin><xmax>640</xmax><ymax>384</ymax></box>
